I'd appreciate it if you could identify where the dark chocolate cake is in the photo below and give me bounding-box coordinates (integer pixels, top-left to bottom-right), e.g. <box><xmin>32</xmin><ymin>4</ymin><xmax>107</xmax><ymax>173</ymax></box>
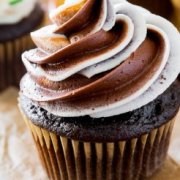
<box><xmin>20</xmin><ymin>78</ymin><xmax>180</xmax><ymax>142</ymax></box>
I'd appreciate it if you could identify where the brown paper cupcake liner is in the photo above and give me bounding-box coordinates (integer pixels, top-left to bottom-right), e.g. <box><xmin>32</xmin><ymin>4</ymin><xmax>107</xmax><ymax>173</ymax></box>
<box><xmin>0</xmin><ymin>35</ymin><xmax>33</xmax><ymax>91</ymax></box>
<box><xmin>21</xmin><ymin>112</ymin><xmax>177</xmax><ymax>180</ymax></box>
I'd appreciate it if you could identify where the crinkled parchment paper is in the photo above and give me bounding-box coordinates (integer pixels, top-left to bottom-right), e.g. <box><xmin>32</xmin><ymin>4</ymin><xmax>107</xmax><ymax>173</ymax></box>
<box><xmin>0</xmin><ymin>88</ymin><xmax>47</xmax><ymax>180</ymax></box>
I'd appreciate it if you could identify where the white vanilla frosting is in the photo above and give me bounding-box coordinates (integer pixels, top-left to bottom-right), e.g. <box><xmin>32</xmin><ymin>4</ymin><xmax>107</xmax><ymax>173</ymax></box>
<box><xmin>21</xmin><ymin>0</ymin><xmax>180</xmax><ymax>118</ymax></box>
<box><xmin>0</xmin><ymin>0</ymin><xmax>36</xmax><ymax>25</ymax></box>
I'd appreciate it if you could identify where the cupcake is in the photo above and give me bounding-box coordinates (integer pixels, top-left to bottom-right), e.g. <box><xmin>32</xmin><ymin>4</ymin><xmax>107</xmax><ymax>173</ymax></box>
<box><xmin>0</xmin><ymin>0</ymin><xmax>44</xmax><ymax>91</ymax></box>
<box><xmin>19</xmin><ymin>0</ymin><xmax>180</xmax><ymax>179</ymax></box>
<box><xmin>129</xmin><ymin>0</ymin><xmax>173</xmax><ymax>18</ymax></box>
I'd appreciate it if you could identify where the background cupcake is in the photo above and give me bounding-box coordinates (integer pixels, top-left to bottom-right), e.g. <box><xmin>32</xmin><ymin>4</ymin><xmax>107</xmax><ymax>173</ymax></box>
<box><xmin>171</xmin><ymin>0</ymin><xmax>180</xmax><ymax>30</ymax></box>
<box><xmin>0</xmin><ymin>0</ymin><xmax>44</xmax><ymax>92</ymax></box>
<box><xmin>129</xmin><ymin>0</ymin><xmax>173</xmax><ymax>18</ymax></box>
<box><xmin>19</xmin><ymin>0</ymin><xmax>180</xmax><ymax>179</ymax></box>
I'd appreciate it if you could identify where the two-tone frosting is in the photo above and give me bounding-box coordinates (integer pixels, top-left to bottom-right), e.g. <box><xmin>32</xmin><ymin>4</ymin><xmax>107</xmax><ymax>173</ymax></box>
<box><xmin>20</xmin><ymin>0</ymin><xmax>180</xmax><ymax>118</ymax></box>
<box><xmin>0</xmin><ymin>0</ymin><xmax>36</xmax><ymax>24</ymax></box>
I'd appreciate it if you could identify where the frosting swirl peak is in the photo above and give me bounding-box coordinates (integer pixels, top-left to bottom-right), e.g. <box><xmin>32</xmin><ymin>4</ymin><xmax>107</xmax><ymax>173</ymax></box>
<box><xmin>21</xmin><ymin>0</ymin><xmax>180</xmax><ymax>118</ymax></box>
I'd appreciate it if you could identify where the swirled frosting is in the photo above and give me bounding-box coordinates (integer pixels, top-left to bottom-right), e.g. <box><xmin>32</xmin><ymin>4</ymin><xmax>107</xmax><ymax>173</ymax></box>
<box><xmin>0</xmin><ymin>0</ymin><xmax>36</xmax><ymax>24</ymax></box>
<box><xmin>20</xmin><ymin>0</ymin><xmax>180</xmax><ymax>118</ymax></box>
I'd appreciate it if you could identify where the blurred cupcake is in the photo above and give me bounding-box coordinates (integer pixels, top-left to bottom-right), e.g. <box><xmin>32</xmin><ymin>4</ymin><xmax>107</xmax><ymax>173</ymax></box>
<box><xmin>129</xmin><ymin>0</ymin><xmax>173</xmax><ymax>18</ymax></box>
<box><xmin>0</xmin><ymin>0</ymin><xmax>44</xmax><ymax>91</ymax></box>
<box><xmin>171</xmin><ymin>0</ymin><xmax>180</xmax><ymax>81</ymax></box>
<box><xmin>19</xmin><ymin>0</ymin><xmax>180</xmax><ymax>179</ymax></box>
<box><xmin>171</xmin><ymin>0</ymin><xmax>180</xmax><ymax>30</ymax></box>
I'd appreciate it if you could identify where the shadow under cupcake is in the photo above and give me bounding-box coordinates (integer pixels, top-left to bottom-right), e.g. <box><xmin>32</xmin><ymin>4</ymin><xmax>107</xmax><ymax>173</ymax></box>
<box><xmin>19</xmin><ymin>0</ymin><xmax>180</xmax><ymax>179</ymax></box>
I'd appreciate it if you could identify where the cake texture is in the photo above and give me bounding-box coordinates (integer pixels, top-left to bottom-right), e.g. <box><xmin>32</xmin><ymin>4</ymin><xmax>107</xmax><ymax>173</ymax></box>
<box><xmin>20</xmin><ymin>79</ymin><xmax>180</xmax><ymax>142</ymax></box>
<box><xmin>0</xmin><ymin>0</ymin><xmax>44</xmax><ymax>91</ymax></box>
<box><xmin>19</xmin><ymin>0</ymin><xmax>180</xmax><ymax>179</ymax></box>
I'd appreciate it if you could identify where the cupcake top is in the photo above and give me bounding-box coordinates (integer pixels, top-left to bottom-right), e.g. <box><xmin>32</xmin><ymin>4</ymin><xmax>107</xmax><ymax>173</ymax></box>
<box><xmin>21</xmin><ymin>0</ymin><xmax>180</xmax><ymax>118</ymax></box>
<box><xmin>0</xmin><ymin>0</ymin><xmax>37</xmax><ymax>24</ymax></box>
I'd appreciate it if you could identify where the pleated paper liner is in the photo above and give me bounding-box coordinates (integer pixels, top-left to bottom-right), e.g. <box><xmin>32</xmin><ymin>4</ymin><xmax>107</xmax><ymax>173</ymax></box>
<box><xmin>0</xmin><ymin>35</ymin><xmax>33</xmax><ymax>91</ymax></box>
<box><xmin>21</xmin><ymin>111</ymin><xmax>177</xmax><ymax>180</ymax></box>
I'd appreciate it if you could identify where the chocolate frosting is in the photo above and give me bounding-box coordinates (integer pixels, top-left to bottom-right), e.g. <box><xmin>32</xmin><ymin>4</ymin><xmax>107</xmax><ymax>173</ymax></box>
<box><xmin>20</xmin><ymin>79</ymin><xmax>180</xmax><ymax>142</ymax></box>
<box><xmin>20</xmin><ymin>0</ymin><xmax>180</xmax><ymax>118</ymax></box>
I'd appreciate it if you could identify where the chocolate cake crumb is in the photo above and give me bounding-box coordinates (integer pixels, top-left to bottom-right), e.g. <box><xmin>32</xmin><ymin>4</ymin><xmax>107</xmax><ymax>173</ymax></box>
<box><xmin>20</xmin><ymin>79</ymin><xmax>180</xmax><ymax>142</ymax></box>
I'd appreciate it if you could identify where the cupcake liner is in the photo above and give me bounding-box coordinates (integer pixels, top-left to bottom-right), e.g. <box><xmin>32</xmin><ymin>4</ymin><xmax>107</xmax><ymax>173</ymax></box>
<box><xmin>21</xmin><ymin>111</ymin><xmax>178</xmax><ymax>180</ymax></box>
<box><xmin>0</xmin><ymin>35</ymin><xmax>33</xmax><ymax>91</ymax></box>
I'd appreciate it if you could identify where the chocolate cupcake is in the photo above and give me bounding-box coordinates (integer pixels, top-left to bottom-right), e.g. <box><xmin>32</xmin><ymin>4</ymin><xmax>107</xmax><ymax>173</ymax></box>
<box><xmin>19</xmin><ymin>0</ymin><xmax>180</xmax><ymax>179</ymax></box>
<box><xmin>129</xmin><ymin>0</ymin><xmax>173</xmax><ymax>18</ymax></box>
<box><xmin>0</xmin><ymin>0</ymin><xmax>44</xmax><ymax>91</ymax></box>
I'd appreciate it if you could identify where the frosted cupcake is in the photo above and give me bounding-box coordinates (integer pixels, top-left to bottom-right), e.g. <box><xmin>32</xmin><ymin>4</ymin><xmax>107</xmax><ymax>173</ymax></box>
<box><xmin>19</xmin><ymin>0</ymin><xmax>180</xmax><ymax>179</ymax></box>
<box><xmin>0</xmin><ymin>0</ymin><xmax>44</xmax><ymax>91</ymax></box>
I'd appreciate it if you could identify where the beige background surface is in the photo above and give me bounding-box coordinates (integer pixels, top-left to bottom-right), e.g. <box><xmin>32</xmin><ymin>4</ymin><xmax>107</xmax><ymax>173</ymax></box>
<box><xmin>0</xmin><ymin>88</ymin><xmax>179</xmax><ymax>180</ymax></box>
<box><xmin>0</xmin><ymin>88</ymin><xmax>47</xmax><ymax>180</ymax></box>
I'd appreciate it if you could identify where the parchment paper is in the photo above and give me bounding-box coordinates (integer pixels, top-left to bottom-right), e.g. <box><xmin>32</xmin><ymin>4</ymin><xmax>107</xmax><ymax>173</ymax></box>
<box><xmin>0</xmin><ymin>88</ymin><xmax>179</xmax><ymax>180</ymax></box>
<box><xmin>0</xmin><ymin>88</ymin><xmax>47</xmax><ymax>180</ymax></box>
